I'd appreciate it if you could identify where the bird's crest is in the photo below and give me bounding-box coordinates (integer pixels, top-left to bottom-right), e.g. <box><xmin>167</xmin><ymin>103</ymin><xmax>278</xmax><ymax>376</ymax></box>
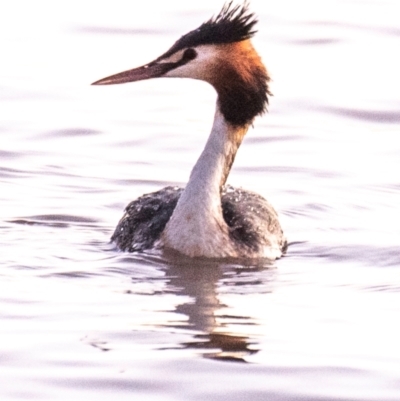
<box><xmin>163</xmin><ymin>2</ymin><xmax>257</xmax><ymax>56</ymax></box>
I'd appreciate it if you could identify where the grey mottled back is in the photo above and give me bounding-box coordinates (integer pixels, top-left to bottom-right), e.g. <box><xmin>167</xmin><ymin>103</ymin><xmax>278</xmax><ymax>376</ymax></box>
<box><xmin>111</xmin><ymin>185</ymin><xmax>286</xmax><ymax>254</ymax></box>
<box><xmin>221</xmin><ymin>186</ymin><xmax>286</xmax><ymax>254</ymax></box>
<box><xmin>111</xmin><ymin>186</ymin><xmax>183</xmax><ymax>252</ymax></box>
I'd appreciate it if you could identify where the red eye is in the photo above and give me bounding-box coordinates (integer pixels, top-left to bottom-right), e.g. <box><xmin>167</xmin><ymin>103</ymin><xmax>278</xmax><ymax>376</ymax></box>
<box><xmin>183</xmin><ymin>48</ymin><xmax>197</xmax><ymax>61</ymax></box>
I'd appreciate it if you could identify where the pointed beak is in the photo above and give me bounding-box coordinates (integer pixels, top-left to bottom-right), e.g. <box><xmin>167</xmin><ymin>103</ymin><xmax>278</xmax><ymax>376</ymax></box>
<box><xmin>91</xmin><ymin>60</ymin><xmax>175</xmax><ymax>85</ymax></box>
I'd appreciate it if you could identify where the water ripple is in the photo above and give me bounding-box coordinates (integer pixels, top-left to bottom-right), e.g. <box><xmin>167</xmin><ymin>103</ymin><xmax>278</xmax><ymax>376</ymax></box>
<box><xmin>321</xmin><ymin>106</ymin><xmax>400</xmax><ymax>124</ymax></box>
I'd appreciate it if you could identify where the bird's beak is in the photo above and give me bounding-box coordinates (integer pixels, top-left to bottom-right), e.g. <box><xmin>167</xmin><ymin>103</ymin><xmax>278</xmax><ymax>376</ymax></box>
<box><xmin>91</xmin><ymin>60</ymin><xmax>175</xmax><ymax>85</ymax></box>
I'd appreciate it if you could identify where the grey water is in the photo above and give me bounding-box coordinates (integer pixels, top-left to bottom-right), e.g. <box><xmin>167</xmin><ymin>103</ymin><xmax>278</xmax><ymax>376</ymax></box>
<box><xmin>1</xmin><ymin>0</ymin><xmax>400</xmax><ymax>400</ymax></box>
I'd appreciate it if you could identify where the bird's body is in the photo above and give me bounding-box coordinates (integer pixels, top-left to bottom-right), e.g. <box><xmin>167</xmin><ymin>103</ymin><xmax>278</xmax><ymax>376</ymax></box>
<box><xmin>112</xmin><ymin>185</ymin><xmax>283</xmax><ymax>259</ymax></box>
<box><xmin>93</xmin><ymin>2</ymin><xmax>286</xmax><ymax>259</ymax></box>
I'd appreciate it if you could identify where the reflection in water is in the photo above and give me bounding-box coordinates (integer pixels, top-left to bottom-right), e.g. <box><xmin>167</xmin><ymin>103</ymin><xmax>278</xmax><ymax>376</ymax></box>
<box><xmin>182</xmin><ymin>333</ymin><xmax>258</xmax><ymax>363</ymax></box>
<box><xmin>159</xmin><ymin>255</ymin><xmax>275</xmax><ymax>362</ymax></box>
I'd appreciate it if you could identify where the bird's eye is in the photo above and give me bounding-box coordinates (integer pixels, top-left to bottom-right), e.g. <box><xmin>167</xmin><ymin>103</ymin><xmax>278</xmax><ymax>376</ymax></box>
<box><xmin>182</xmin><ymin>48</ymin><xmax>197</xmax><ymax>62</ymax></box>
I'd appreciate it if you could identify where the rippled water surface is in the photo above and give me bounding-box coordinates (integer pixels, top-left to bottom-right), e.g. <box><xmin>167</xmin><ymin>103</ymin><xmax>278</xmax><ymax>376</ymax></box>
<box><xmin>1</xmin><ymin>1</ymin><xmax>400</xmax><ymax>400</ymax></box>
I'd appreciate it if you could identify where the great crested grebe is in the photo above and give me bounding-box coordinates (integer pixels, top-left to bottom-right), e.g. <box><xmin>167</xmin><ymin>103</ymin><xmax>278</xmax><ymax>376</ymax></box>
<box><xmin>93</xmin><ymin>2</ymin><xmax>286</xmax><ymax>259</ymax></box>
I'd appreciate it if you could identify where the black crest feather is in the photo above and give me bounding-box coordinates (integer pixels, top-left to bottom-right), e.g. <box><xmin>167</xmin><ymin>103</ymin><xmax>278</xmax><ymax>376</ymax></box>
<box><xmin>164</xmin><ymin>2</ymin><xmax>257</xmax><ymax>56</ymax></box>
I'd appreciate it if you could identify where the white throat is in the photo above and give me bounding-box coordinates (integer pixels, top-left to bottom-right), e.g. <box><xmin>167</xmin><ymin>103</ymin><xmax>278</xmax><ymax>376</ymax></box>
<box><xmin>162</xmin><ymin>106</ymin><xmax>248</xmax><ymax>257</ymax></box>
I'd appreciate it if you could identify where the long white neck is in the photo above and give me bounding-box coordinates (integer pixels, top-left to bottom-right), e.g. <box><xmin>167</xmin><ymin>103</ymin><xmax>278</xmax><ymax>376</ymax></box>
<box><xmin>162</xmin><ymin>106</ymin><xmax>249</xmax><ymax>257</ymax></box>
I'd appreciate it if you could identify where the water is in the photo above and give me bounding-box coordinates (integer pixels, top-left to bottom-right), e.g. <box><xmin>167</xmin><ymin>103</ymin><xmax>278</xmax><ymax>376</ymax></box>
<box><xmin>1</xmin><ymin>0</ymin><xmax>400</xmax><ymax>399</ymax></box>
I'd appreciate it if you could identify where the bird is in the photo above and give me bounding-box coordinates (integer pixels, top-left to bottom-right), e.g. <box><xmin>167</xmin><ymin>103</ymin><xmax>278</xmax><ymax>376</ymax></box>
<box><xmin>92</xmin><ymin>2</ymin><xmax>286</xmax><ymax>259</ymax></box>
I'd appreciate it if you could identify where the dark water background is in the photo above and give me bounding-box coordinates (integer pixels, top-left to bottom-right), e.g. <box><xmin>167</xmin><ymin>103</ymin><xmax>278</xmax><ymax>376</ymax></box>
<box><xmin>1</xmin><ymin>1</ymin><xmax>400</xmax><ymax>399</ymax></box>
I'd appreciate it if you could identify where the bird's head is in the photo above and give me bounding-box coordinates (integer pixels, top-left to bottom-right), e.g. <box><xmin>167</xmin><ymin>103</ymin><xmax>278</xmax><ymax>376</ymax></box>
<box><xmin>92</xmin><ymin>2</ymin><xmax>271</xmax><ymax>126</ymax></box>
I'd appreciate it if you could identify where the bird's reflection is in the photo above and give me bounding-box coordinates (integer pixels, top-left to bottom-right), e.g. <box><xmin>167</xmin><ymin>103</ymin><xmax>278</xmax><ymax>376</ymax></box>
<box><xmin>159</xmin><ymin>252</ymin><xmax>275</xmax><ymax>362</ymax></box>
<box><xmin>181</xmin><ymin>333</ymin><xmax>258</xmax><ymax>363</ymax></box>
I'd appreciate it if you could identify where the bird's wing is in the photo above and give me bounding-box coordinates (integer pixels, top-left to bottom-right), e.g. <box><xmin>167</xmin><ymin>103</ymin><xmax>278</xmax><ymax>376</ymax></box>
<box><xmin>221</xmin><ymin>185</ymin><xmax>285</xmax><ymax>253</ymax></box>
<box><xmin>111</xmin><ymin>186</ymin><xmax>183</xmax><ymax>252</ymax></box>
